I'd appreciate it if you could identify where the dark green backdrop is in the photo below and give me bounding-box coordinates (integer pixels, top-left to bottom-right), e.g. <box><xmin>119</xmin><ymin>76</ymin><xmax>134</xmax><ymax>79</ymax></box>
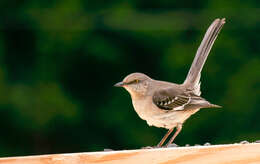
<box><xmin>0</xmin><ymin>0</ymin><xmax>259</xmax><ymax>157</ymax></box>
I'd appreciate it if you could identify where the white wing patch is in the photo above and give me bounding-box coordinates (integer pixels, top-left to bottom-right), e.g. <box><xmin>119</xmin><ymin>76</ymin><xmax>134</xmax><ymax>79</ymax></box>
<box><xmin>173</xmin><ymin>97</ymin><xmax>191</xmax><ymax>111</ymax></box>
<box><xmin>173</xmin><ymin>105</ymin><xmax>185</xmax><ymax>111</ymax></box>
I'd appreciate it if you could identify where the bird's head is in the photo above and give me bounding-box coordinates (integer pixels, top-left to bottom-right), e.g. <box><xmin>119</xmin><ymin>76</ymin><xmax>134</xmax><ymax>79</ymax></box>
<box><xmin>114</xmin><ymin>73</ymin><xmax>152</xmax><ymax>98</ymax></box>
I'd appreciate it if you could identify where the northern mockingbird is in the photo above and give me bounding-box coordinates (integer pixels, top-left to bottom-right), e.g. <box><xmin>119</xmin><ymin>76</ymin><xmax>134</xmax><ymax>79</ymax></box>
<box><xmin>114</xmin><ymin>18</ymin><xmax>225</xmax><ymax>147</ymax></box>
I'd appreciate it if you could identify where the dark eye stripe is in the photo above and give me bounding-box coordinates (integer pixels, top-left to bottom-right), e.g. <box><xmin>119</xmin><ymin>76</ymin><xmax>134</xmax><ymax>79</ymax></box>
<box><xmin>126</xmin><ymin>79</ymin><xmax>139</xmax><ymax>85</ymax></box>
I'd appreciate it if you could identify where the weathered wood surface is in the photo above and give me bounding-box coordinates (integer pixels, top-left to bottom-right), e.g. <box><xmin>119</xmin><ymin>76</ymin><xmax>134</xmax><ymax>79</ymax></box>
<box><xmin>0</xmin><ymin>143</ymin><xmax>260</xmax><ymax>164</ymax></box>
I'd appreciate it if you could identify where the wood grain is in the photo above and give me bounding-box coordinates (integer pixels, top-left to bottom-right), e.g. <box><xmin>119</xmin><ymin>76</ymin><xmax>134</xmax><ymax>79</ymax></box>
<box><xmin>0</xmin><ymin>143</ymin><xmax>260</xmax><ymax>164</ymax></box>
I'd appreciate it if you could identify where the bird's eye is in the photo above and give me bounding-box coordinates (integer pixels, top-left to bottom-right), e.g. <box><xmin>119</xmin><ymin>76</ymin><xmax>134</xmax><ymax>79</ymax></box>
<box><xmin>135</xmin><ymin>79</ymin><xmax>139</xmax><ymax>83</ymax></box>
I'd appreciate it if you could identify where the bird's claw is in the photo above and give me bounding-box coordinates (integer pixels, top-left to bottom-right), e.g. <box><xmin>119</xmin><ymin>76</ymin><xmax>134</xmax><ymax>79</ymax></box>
<box><xmin>141</xmin><ymin>145</ymin><xmax>161</xmax><ymax>149</ymax></box>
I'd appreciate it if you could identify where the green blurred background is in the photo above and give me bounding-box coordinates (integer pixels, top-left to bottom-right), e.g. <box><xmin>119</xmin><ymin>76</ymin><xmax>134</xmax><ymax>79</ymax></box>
<box><xmin>0</xmin><ymin>0</ymin><xmax>259</xmax><ymax>157</ymax></box>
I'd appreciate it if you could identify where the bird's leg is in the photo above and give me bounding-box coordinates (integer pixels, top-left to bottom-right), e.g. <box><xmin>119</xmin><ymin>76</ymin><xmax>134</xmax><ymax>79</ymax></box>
<box><xmin>166</xmin><ymin>124</ymin><xmax>182</xmax><ymax>147</ymax></box>
<box><xmin>157</xmin><ymin>128</ymin><xmax>174</xmax><ymax>147</ymax></box>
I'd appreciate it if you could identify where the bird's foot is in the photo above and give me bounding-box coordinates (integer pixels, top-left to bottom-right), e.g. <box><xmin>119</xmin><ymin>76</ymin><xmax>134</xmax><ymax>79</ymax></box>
<box><xmin>141</xmin><ymin>145</ymin><xmax>161</xmax><ymax>149</ymax></box>
<box><xmin>166</xmin><ymin>143</ymin><xmax>179</xmax><ymax>148</ymax></box>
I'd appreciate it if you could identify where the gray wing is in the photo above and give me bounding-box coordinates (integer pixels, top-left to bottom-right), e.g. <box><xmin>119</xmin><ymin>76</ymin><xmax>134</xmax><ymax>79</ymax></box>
<box><xmin>152</xmin><ymin>88</ymin><xmax>205</xmax><ymax>111</ymax></box>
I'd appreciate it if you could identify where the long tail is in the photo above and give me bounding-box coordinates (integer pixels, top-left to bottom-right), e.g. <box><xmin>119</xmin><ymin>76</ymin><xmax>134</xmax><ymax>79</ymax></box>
<box><xmin>183</xmin><ymin>18</ymin><xmax>225</xmax><ymax>95</ymax></box>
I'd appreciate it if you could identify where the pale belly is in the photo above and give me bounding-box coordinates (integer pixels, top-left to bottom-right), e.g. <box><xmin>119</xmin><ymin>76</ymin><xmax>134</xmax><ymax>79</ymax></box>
<box><xmin>132</xmin><ymin>98</ymin><xmax>200</xmax><ymax>129</ymax></box>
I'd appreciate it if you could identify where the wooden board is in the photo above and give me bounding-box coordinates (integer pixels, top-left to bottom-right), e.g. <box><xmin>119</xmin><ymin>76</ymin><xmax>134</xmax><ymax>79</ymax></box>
<box><xmin>0</xmin><ymin>143</ymin><xmax>260</xmax><ymax>164</ymax></box>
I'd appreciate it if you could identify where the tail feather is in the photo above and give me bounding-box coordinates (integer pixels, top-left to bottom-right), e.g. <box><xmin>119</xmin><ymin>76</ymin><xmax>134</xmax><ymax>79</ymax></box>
<box><xmin>208</xmin><ymin>103</ymin><xmax>222</xmax><ymax>108</ymax></box>
<box><xmin>183</xmin><ymin>18</ymin><xmax>226</xmax><ymax>94</ymax></box>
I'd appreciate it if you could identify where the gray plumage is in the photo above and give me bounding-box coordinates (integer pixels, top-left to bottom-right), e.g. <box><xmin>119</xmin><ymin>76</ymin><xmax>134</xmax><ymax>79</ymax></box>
<box><xmin>184</xmin><ymin>18</ymin><xmax>226</xmax><ymax>95</ymax></box>
<box><xmin>114</xmin><ymin>18</ymin><xmax>225</xmax><ymax>147</ymax></box>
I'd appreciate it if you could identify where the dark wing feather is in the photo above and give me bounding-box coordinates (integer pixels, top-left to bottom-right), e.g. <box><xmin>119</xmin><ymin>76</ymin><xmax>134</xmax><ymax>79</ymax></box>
<box><xmin>152</xmin><ymin>88</ymin><xmax>191</xmax><ymax>111</ymax></box>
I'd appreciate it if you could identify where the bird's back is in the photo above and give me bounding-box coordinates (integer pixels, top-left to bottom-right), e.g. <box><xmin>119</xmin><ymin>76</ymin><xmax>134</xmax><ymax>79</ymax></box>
<box><xmin>148</xmin><ymin>80</ymin><xmax>186</xmax><ymax>95</ymax></box>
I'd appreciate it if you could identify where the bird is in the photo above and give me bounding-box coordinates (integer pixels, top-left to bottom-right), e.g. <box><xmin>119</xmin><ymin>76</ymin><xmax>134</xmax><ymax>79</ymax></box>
<box><xmin>114</xmin><ymin>18</ymin><xmax>225</xmax><ymax>147</ymax></box>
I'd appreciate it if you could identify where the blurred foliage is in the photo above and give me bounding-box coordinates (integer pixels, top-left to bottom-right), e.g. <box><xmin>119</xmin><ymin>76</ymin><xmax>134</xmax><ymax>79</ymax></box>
<box><xmin>0</xmin><ymin>0</ymin><xmax>259</xmax><ymax>157</ymax></box>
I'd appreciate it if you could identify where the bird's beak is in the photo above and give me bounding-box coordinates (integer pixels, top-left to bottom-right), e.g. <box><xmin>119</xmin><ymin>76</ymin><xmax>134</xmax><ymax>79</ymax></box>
<box><xmin>114</xmin><ymin>81</ymin><xmax>125</xmax><ymax>87</ymax></box>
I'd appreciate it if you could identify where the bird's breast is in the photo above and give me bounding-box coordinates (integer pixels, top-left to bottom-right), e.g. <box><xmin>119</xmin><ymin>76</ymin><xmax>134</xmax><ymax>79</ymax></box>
<box><xmin>131</xmin><ymin>98</ymin><xmax>151</xmax><ymax>121</ymax></box>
